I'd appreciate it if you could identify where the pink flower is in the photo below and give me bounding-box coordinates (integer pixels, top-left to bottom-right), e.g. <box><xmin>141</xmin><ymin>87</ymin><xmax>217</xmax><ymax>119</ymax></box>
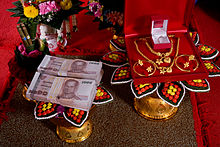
<box><xmin>18</xmin><ymin>44</ymin><xmax>28</xmax><ymax>56</ymax></box>
<box><xmin>89</xmin><ymin>2</ymin><xmax>102</xmax><ymax>18</ymax></box>
<box><xmin>18</xmin><ymin>44</ymin><xmax>42</xmax><ymax>58</ymax></box>
<box><xmin>39</xmin><ymin>1</ymin><xmax>60</xmax><ymax>15</ymax></box>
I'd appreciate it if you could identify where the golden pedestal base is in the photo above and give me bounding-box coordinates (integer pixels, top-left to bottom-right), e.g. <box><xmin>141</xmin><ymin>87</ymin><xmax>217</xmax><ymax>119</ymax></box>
<box><xmin>56</xmin><ymin>120</ymin><xmax>92</xmax><ymax>143</ymax></box>
<box><xmin>50</xmin><ymin>117</ymin><xmax>92</xmax><ymax>143</ymax></box>
<box><xmin>22</xmin><ymin>85</ymin><xmax>36</xmax><ymax>103</ymax></box>
<box><xmin>109</xmin><ymin>35</ymin><xmax>125</xmax><ymax>51</ymax></box>
<box><xmin>109</xmin><ymin>43</ymin><xmax>117</xmax><ymax>51</ymax></box>
<box><xmin>134</xmin><ymin>92</ymin><xmax>178</xmax><ymax>120</ymax></box>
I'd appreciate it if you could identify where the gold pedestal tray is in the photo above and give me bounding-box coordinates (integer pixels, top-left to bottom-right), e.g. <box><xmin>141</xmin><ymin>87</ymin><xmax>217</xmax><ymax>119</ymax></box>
<box><xmin>50</xmin><ymin>105</ymin><xmax>95</xmax><ymax>143</ymax></box>
<box><xmin>109</xmin><ymin>35</ymin><xmax>125</xmax><ymax>51</ymax></box>
<box><xmin>23</xmin><ymin>85</ymin><xmax>94</xmax><ymax>143</ymax></box>
<box><xmin>22</xmin><ymin>85</ymin><xmax>36</xmax><ymax>103</ymax></box>
<box><xmin>50</xmin><ymin>118</ymin><xmax>92</xmax><ymax>143</ymax></box>
<box><xmin>134</xmin><ymin>92</ymin><xmax>178</xmax><ymax>120</ymax></box>
<box><xmin>109</xmin><ymin>43</ymin><xmax>118</xmax><ymax>51</ymax></box>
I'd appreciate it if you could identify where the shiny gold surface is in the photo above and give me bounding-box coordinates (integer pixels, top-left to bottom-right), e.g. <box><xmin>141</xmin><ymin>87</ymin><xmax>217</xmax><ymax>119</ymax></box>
<box><xmin>134</xmin><ymin>92</ymin><xmax>178</xmax><ymax>120</ymax></box>
<box><xmin>50</xmin><ymin>105</ymin><xmax>95</xmax><ymax>143</ymax></box>
<box><xmin>113</xmin><ymin>35</ymin><xmax>118</xmax><ymax>40</ymax></box>
<box><xmin>109</xmin><ymin>43</ymin><xmax>118</xmax><ymax>51</ymax></box>
<box><xmin>22</xmin><ymin>85</ymin><xmax>36</xmax><ymax>103</ymax></box>
<box><xmin>55</xmin><ymin>119</ymin><xmax>92</xmax><ymax>143</ymax></box>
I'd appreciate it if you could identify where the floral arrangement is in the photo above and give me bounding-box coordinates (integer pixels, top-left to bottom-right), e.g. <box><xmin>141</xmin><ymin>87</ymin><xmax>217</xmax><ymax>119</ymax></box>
<box><xmin>7</xmin><ymin>0</ymin><xmax>84</xmax><ymax>67</ymax></box>
<box><xmin>8</xmin><ymin>0</ymin><xmax>84</xmax><ymax>52</ymax></box>
<box><xmin>86</xmin><ymin>0</ymin><xmax>124</xmax><ymax>36</ymax></box>
<box><xmin>8</xmin><ymin>0</ymin><xmax>83</xmax><ymax>30</ymax></box>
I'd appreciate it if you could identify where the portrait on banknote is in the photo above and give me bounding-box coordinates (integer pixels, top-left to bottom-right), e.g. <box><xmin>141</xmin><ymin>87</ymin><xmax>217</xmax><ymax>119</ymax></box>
<box><xmin>67</xmin><ymin>59</ymin><xmax>88</xmax><ymax>73</ymax></box>
<box><xmin>57</xmin><ymin>79</ymin><xmax>83</xmax><ymax>100</ymax></box>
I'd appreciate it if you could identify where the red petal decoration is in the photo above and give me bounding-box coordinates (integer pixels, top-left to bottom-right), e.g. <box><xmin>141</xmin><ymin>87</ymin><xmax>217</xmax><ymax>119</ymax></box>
<box><xmin>189</xmin><ymin>31</ymin><xmax>199</xmax><ymax>45</ymax></box>
<box><xmin>203</xmin><ymin>60</ymin><xmax>220</xmax><ymax>77</ymax></box>
<box><xmin>93</xmin><ymin>85</ymin><xmax>113</xmax><ymax>104</ymax></box>
<box><xmin>34</xmin><ymin>102</ymin><xmax>58</xmax><ymax>119</ymax></box>
<box><xmin>131</xmin><ymin>81</ymin><xmax>158</xmax><ymax>98</ymax></box>
<box><xmin>110</xmin><ymin>36</ymin><xmax>126</xmax><ymax>51</ymax></box>
<box><xmin>101</xmin><ymin>50</ymin><xmax>128</xmax><ymax>67</ymax></box>
<box><xmin>111</xmin><ymin>64</ymin><xmax>132</xmax><ymax>84</ymax></box>
<box><xmin>197</xmin><ymin>44</ymin><xmax>219</xmax><ymax>60</ymax></box>
<box><xmin>157</xmin><ymin>82</ymin><xmax>185</xmax><ymax>107</ymax></box>
<box><xmin>63</xmin><ymin>108</ymin><xmax>88</xmax><ymax>127</ymax></box>
<box><xmin>180</xmin><ymin>79</ymin><xmax>210</xmax><ymax>92</ymax></box>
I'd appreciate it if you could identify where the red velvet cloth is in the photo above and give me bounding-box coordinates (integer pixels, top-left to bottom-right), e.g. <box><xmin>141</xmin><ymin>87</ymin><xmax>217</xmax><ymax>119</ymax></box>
<box><xmin>0</xmin><ymin>74</ymin><xmax>17</xmax><ymax>125</ymax></box>
<box><xmin>190</xmin><ymin>92</ymin><xmax>203</xmax><ymax>147</ymax></box>
<box><xmin>191</xmin><ymin>4</ymin><xmax>220</xmax><ymax>146</ymax></box>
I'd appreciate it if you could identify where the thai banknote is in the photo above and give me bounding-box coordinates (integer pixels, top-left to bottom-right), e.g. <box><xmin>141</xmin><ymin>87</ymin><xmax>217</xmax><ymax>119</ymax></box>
<box><xmin>26</xmin><ymin>72</ymin><xmax>97</xmax><ymax>111</ymax></box>
<box><xmin>37</xmin><ymin>55</ymin><xmax>103</xmax><ymax>83</ymax></box>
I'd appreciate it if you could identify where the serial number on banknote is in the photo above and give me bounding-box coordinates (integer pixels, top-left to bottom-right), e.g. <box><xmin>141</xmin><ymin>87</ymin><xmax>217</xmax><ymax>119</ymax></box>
<box><xmin>28</xmin><ymin>90</ymin><xmax>48</xmax><ymax>96</ymax></box>
<box><xmin>82</xmin><ymin>81</ymin><xmax>93</xmax><ymax>84</ymax></box>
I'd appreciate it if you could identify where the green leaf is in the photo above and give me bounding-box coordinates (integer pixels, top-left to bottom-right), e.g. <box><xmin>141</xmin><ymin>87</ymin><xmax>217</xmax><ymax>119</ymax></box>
<box><xmin>11</xmin><ymin>13</ymin><xmax>22</xmax><ymax>17</ymax></box>
<box><xmin>18</xmin><ymin>18</ymin><xmax>27</xmax><ymax>24</ymax></box>
<box><xmin>7</xmin><ymin>8</ymin><xmax>21</xmax><ymax>13</ymax></box>
<box><xmin>12</xmin><ymin>1</ymin><xmax>22</xmax><ymax>7</ymax></box>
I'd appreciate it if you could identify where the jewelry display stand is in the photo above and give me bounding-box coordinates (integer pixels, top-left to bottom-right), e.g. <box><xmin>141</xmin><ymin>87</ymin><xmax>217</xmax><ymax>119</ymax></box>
<box><xmin>134</xmin><ymin>92</ymin><xmax>178</xmax><ymax>120</ymax></box>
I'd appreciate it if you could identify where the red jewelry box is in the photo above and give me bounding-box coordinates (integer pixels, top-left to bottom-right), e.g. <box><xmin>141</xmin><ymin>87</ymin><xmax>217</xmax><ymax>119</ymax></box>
<box><xmin>124</xmin><ymin>0</ymin><xmax>208</xmax><ymax>84</ymax></box>
<box><xmin>151</xmin><ymin>15</ymin><xmax>171</xmax><ymax>49</ymax></box>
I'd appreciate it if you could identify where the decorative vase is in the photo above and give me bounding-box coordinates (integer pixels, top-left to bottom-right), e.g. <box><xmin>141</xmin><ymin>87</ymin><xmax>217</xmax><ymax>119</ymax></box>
<box><xmin>14</xmin><ymin>46</ymin><xmax>45</xmax><ymax>70</ymax></box>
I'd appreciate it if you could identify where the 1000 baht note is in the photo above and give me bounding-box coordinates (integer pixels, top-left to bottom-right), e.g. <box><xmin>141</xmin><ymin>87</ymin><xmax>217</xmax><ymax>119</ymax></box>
<box><xmin>37</xmin><ymin>55</ymin><xmax>103</xmax><ymax>83</ymax></box>
<box><xmin>26</xmin><ymin>72</ymin><xmax>97</xmax><ymax>111</ymax></box>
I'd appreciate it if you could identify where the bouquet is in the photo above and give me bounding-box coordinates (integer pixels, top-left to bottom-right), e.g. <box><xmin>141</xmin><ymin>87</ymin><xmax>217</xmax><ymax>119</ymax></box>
<box><xmin>8</xmin><ymin>0</ymin><xmax>84</xmax><ymax>52</ymax></box>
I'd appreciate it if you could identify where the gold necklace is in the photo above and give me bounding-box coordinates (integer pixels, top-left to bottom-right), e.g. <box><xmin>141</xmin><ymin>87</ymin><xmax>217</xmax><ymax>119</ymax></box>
<box><xmin>134</xmin><ymin>37</ymin><xmax>180</xmax><ymax>74</ymax></box>
<box><xmin>144</xmin><ymin>39</ymin><xmax>173</xmax><ymax>65</ymax></box>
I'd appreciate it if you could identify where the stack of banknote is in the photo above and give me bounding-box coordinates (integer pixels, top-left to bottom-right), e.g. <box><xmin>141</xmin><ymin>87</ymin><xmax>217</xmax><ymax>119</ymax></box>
<box><xmin>37</xmin><ymin>55</ymin><xmax>103</xmax><ymax>83</ymax></box>
<box><xmin>26</xmin><ymin>72</ymin><xmax>97</xmax><ymax>111</ymax></box>
<box><xmin>26</xmin><ymin>56</ymin><xmax>104</xmax><ymax>110</ymax></box>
